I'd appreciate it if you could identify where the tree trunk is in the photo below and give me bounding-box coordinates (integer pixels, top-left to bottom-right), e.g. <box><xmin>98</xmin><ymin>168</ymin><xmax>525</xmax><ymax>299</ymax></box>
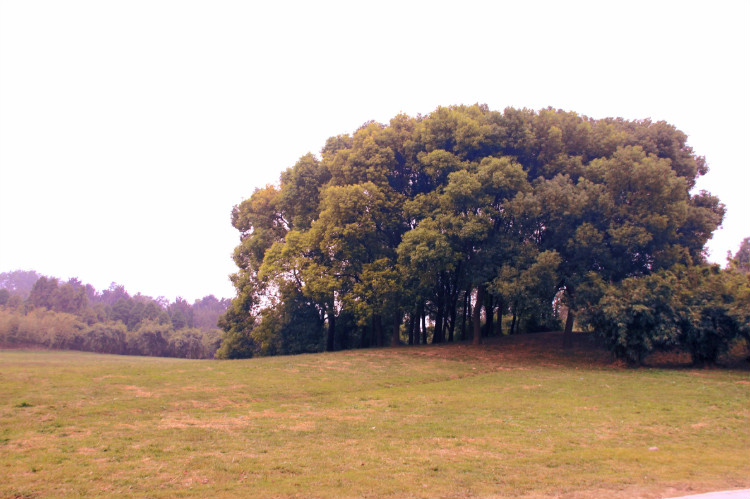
<box><xmin>421</xmin><ymin>305</ymin><xmax>427</xmax><ymax>345</ymax></box>
<box><xmin>461</xmin><ymin>288</ymin><xmax>469</xmax><ymax>341</ymax></box>
<box><xmin>448</xmin><ymin>298</ymin><xmax>457</xmax><ymax>342</ymax></box>
<box><xmin>510</xmin><ymin>306</ymin><xmax>517</xmax><ymax>335</ymax></box>
<box><xmin>392</xmin><ymin>309</ymin><xmax>401</xmax><ymax>346</ymax></box>
<box><xmin>326</xmin><ymin>306</ymin><xmax>336</xmax><ymax>352</ymax></box>
<box><xmin>495</xmin><ymin>298</ymin><xmax>503</xmax><ymax>336</ymax></box>
<box><xmin>432</xmin><ymin>284</ymin><xmax>445</xmax><ymax>345</ymax></box>
<box><xmin>562</xmin><ymin>285</ymin><xmax>575</xmax><ymax>349</ymax></box>
<box><xmin>447</xmin><ymin>274</ymin><xmax>460</xmax><ymax>343</ymax></box>
<box><xmin>408</xmin><ymin>309</ymin><xmax>415</xmax><ymax>346</ymax></box>
<box><xmin>341</xmin><ymin>322</ymin><xmax>348</xmax><ymax>350</ymax></box>
<box><xmin>484</xmin><ymin>294</ymin><xmax>494</xmax><ymax>337</ymax></box>
<box><xmin>374</xmin><ymin>314</ymin><xmax>383</xmax><ymax>347</ymax></box>
<box><xmin>472</xmin><ymin>285</ymin><xmax>484</xmax><ymax>345</ymax></box>
<box><xmin>361</xmin><ymin>317</ymin><xmax>372</xmax><ymax>348</ymax></box>
<box><xmin>432</xmin><ymin>287</ymin><xmax>444</xmax><ymax>344</ymax></box>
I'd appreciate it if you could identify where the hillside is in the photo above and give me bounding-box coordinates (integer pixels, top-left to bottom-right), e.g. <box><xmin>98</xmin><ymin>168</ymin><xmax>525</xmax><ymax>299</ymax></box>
<box><xmin>1</xmin><ymin>332</ymin><xmax>748</xmax><ymax>499</ymax></box>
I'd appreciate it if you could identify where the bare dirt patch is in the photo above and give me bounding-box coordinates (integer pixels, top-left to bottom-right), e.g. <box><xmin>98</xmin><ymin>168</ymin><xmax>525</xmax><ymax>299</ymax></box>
<box><xmin>159</xmin><ymin>415</ymin><xmax>251</xmax><ymax>431</ymax></box>
<box><xmin>121</xmin><ymin>385</ymin><xmax>153</xmax><ymax>398</ymax></box>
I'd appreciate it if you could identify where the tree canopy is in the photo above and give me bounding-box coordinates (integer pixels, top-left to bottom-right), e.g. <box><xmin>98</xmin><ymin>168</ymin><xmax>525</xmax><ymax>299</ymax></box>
<box><xmin>220</xmin><ymin>104</ymin><xmax>738</xmax><ymax>365</ymax></box>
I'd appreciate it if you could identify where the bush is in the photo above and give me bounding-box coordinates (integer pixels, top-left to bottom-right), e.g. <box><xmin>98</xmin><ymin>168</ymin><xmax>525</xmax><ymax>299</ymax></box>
<box><xmin>167</xmin><ymin>328</ymin><xmax>208</xmax><ymax>359</ymax></box>
<box><xmin>201</xmin><ymin>329</ymin><xmax>222</xmax><ymax>358</ymax></box>
<box><xmin>676</xmin><ymin>266</ymin><xmax>745</xmax><ymax>365</ymax></box>
<box><xmin>2</xmin><ymin>298</ymin><xmax>224</xmax><ymax>359</ymax></box>
<box><xmin>729</xmin><ymin>271</ymin><xmax>750</xmax><ymax>351</ymax></box>
<box><xmin>84</xmin><ymin>322</ymin><xmax>127</xmax><ymax>354</ymax></box>
<box><xmin>0</xmin><ymin>308</ymin><xmax>22</xmax><ymax>345</ymax></box>
<box><xmin>32</xmin><ymin>310</ymin><xmax>87</xmax><ymax>350</ymax></box>
<box><xmin>0</xmin><ymin>308</ymin><xmax>86</xmax><ymax>349</ymax></box>
<box><xmin>585</xmin><ymin>271</ymin><xmax>681</xmax><ymax>366</ymax></box>
<box><xmin>127</xmin><ymin>320</ymin><xmax>171</xmax><ymax>356</ymax></box>
<box><xmin>583</xmin><ymin>265</ymin><xmax>748</xmax><ymax>366</ymax></box>
<box><xmin>215</xmin><ymin>328</ymin><xmax>256</xmax><ymax>359</ymax></box>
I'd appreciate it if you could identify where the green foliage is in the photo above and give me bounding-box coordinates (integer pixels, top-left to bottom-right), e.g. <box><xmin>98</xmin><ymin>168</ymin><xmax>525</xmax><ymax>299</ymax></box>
<box><xmin>192</xmin><ymin>295</ymin><xmax>232</xmax><ymax>330</ymax></box>
<box><xmin>214</xmin><ymin>327</ymin><xmax>255</xmax><ymax>359</ymax></box>
<box><xmin>730</xmin><ymin>237</ymin><xmax>750</xmax><ymax>274</ymax></box>
<box><xmin>168</xmin><ymin>298</ymin><xmax>193</xmax><ymax>329</ymax></box>
<box><xmin>675</xmin><ymin>265</ymin><xmax>747</xmax><ymax>365</ymax></box>
<box><xmin>0</xmin><ymin>288</ymin><xmax>10</xmax><ymax>307</ymax></box>
<box><xmin>127</xmin><ymin>320</ymin><xmax>170</xmax><ymax>356</ymax></box>
<box><xmin>0</xmin><ymin>308</ymin><xmax>87</xmax><ymax>350</ymax></box>
<box><xmin>215</xmin><ymin>275</ymin><xmax>259</xmax><ymax>359</ymax></box>
<box><xmin>223</xmin><ymin>104</ymin><xmax>726</xmax><ymax>361</ymax></box>
<box><xmin>0</xmin><ymin>271</ymin><xmax>227</xmax><ymax>359</ymax></box>
<box><xmin>582</xmin><ymin>266</ymin><xmax>748</xmax><ymax>366</ymax></box>
<box><xmin>0</xmin><ymin>270</ymin><xmax>41</xmax><ymax>299</ymax></box>
<box><xmin>251</xmin><ymin>289</ymin><xmax>324</xmax><ymax>356</ymax></box>
<box><xmin>583</xmin><ymin>272</ymin><xmax>682</xmax><ymax>365</ymax></box>
<box><xmin>84</xmin><ymin>321</ymin><xmax>127</xmax><ymax>354</ymax></box>
<box><xmin>727</xmin><ymin>269</ymin><xmax>750</xmax><ymax>346</ymax></box>
<box><xmin>168</xmin><ymin>327</ymin><xmax>219</xmax><ymax>359</ymax></box>
<box><xmin>279</xmin><ymin>153</ymin><xmax>331</xmax><ymax>230</ymax></box>
<box><xmin>491</xmin><ymin>250</ymin><xmax>562</xmax><ymax>332</ymax></box>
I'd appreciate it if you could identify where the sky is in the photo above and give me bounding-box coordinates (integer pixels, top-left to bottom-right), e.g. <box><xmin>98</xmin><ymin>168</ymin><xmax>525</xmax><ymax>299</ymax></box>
<box><xmin>0</xmin><ymin>0</ymin><xmax>748</xmax><ymax>302</ymax></box>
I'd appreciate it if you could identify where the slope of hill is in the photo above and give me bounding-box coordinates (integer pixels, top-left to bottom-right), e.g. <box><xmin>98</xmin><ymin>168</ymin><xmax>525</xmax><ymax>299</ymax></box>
<box><xmin>1</xmin><ymin>332</ymin><xmax>748</xmax><ymax>499</ymax></box>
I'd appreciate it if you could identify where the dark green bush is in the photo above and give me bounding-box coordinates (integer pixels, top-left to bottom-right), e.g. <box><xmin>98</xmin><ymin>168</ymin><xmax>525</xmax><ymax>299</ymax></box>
<box><xmin>585</xmin><ymin>271</ymin><xmax>681</xmax><ymax>365</ymax></box>
<box><xmin>84</xmin><ymin>322</ymin><xmax>127</xmax><ymax>355</ymax></box>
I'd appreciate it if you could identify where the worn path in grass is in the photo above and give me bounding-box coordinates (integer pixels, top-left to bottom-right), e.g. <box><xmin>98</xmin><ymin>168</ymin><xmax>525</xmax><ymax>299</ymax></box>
<box><xmin>1</xmin><ymin>332</ymin><xmax>748</xmax><ymax>499</ymax></box>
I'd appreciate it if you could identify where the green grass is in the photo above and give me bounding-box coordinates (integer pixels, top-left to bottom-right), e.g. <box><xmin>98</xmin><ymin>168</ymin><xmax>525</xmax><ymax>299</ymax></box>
<box><xmin>1</xmin><ymin>332</ymin><xmax>748</xmax><ymax>499</ymax></box>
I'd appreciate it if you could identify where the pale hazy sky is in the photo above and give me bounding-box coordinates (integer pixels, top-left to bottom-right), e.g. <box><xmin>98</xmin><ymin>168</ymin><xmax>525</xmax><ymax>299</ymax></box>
<box><xmin>0</xmin><ymin>0</ymin><xmax>748</xmax><ymax>302</ymax></box>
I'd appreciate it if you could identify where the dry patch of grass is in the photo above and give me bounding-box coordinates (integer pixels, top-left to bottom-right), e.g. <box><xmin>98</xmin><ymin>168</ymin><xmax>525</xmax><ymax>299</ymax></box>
<box><xmin>1</xmin><ymin>333</ymin><xmax>748</xmax><ymax>499</ymax></box>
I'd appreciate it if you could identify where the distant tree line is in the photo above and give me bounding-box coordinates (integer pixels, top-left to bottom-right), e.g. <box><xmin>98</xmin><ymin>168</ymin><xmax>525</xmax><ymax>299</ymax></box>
<box><xmin>0</xmin><ymin>270</ymin><xmax>230</xmax><ymax>359</ymax></box>
<box><xmin>219</xmin><ymin>104</ymin><xmax>750</xmax><ymax>365</ymax></box>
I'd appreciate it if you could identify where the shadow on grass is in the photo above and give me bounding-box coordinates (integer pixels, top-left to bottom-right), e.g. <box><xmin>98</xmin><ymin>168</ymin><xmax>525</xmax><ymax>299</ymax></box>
<box><xmin>403</xmin><ymin>331</ymin><xmax>750</xmax><ymax>372</ymax></box>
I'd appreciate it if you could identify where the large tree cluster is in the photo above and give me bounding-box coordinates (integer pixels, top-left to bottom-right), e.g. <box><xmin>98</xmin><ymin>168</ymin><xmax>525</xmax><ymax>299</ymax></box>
<box><xmin>220</xmin><ymin>104</ymin><xmax>744</xmax><ymax>364</ymax></box>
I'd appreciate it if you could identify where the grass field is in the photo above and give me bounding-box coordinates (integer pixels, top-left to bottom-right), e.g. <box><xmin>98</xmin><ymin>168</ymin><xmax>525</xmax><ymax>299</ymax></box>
<box><xmin>1</xmin><ymin>332</ymin><xmax>748</xmax><ymax>499</ymax></box>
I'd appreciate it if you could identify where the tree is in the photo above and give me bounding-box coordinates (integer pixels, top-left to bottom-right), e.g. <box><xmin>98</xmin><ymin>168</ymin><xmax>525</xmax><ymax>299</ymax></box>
<box><xmin>248</xmin><ymin>285</ymin><xmax>325</xmax><ymax>356</ymax></box>
<box><xmin>726</xmin><ymin>267</ymin><xmax>750</xmax><ymax>354</ymax></box>
<box><xmin>221</xmin><ymin>104</ymin><xmax>724</xmax><ymax>361</ymax></box>
<box><xmin>99</xmin><ymin>283</ymin><xmax>130</xmax><ymax>307</ymax></box>
<box><xmin>730</xmin><ymin>237</ymin><xmax>750</xmax><ymax>274</ymax></box>
<box><xmin>279</xmin><ymin>153</ymin><xmax>331</xmax><ymax>230</ymax></box>
<box><xmin>215</xmin><ymin>275</ymin><xmax>260</xmax><ymax>359</ymax></box>
<box><xmin>168</xmin><ymin>298</ymin><xmax>193</xmax><ymax>329</ymax></box>
<box><xmin>54</xmin><ymin>279</ymin><xmax>88</xmax><ymax>315</ymax></box>
<box><xmin>512</xmin><ymin>174</ymin><xmax>608</xmax><ymax>346</ymax></box>
<box><xmin>517</xmin><ymin>145</ymin><xmax>723</xmax><ymax>348</ymax></box>
<box><xmin>491</xmin><ymin>250</ymin><xmax>562</xmax><ymax>335</ymax></box>
<box><xmin>0</xmin><ymin>270</ymin><xmax>41</xmax><ymax>299</ymax></box>
<box><xmin>107</xmin><ymin>296</ymin><xmax>128</xmax><ymax>323</ymax></box>
<box><xmin>192</xmin><ymin>295</ymin><xmax>231</xmax><ymax>330</ymax></box>
<box><xmin>27</xmin><ymin>276</ymin><xmax>60</xmax><ymax>310</ymax></box>
<box><xmin>397</xmin><ymin>218</ymin><xmax>459</xmax><ymax>344</ymax></box>
<box><xmin>261</xmin><ymin>181</ymin><xmax>401</xmax><ymax>351</ymax></box>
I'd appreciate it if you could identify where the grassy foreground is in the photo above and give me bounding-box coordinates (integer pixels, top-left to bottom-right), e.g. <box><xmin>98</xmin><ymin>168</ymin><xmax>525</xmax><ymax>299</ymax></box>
<box><xmin>1</xmin><ymin>332</ymin><xmax>748</xmax><ymax>499</ymax></box>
